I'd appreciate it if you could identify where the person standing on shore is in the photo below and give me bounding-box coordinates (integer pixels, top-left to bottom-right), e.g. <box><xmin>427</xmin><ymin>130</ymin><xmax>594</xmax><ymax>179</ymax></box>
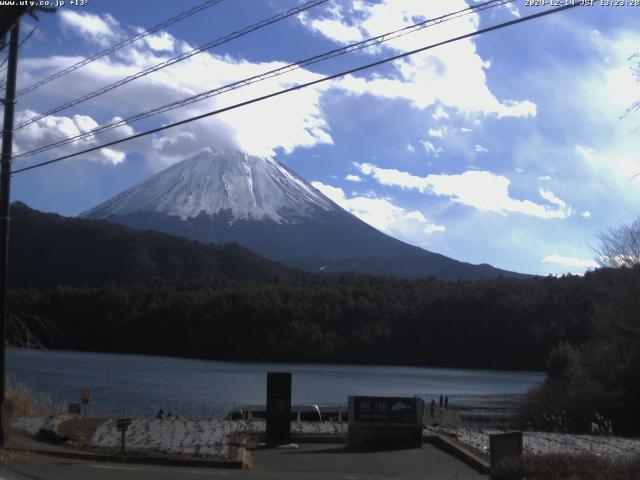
<box><xmin>439</xmin><ymin>395</ymin><xmax>443</xmax><ymax>410</ymax></box>
<box><xmin>444</xmin><ymin>395</ymin><xmax>448</xmax><ymax>410</ymax></box>
<box><xmin>430</xmin><ymin>399</ymin><xmax>435</xmax><ymax>418</ymax></box>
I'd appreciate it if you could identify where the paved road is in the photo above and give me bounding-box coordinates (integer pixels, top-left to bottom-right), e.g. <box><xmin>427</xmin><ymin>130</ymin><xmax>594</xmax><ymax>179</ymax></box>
<box><xmin>0</xmin><ymin>443</ymin><xmax>486</xmax><ymax>479</ymax></box>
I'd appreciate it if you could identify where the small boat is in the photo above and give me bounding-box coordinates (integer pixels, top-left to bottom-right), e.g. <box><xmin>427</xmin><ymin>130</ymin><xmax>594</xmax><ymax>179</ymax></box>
<box><xmin>226</xmin><ymin>404</ymin><xmax>348</xmax><ymax>422</ymax></box>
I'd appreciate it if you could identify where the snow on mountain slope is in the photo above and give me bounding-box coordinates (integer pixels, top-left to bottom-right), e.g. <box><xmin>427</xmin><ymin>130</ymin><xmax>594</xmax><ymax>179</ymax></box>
<box><xmin>82</xmin><ymin>149</ymin><xmax>335</xmax><ymax>223</ymax></box>
<box><xmin>81</xmin><ymin>148</ymin><xmax>526</xmax><ymax>280</ymax></box>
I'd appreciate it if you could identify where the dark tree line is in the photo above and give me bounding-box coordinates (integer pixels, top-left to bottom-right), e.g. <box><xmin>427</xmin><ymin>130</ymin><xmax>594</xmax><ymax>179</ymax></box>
<box><xmin>518</xmin><ymin>265</ymin><xmax>640</xmax><ymax>435</ymax></box>
<box><xmin>9</xmin><ymin>202</ymin><xmax>640</xmax><ymax>434</ymax></box>
<box><xmin>8</xmin><ymin>268</ymin><xmax>621</xmax><ymax>372</ymax></box>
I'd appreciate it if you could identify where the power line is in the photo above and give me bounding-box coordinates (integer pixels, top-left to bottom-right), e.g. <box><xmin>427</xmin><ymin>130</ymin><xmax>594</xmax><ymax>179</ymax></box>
<box><xmin>14</xmin><ymin>0</ymin><xmax>226</xmax><ymax>98</ymax></box>
<box><xmin>9</xmin><ymin>0</ymin><xmax>330</xmax><ymax>134</ymax></box>
<box><xmin>13</xmin><ymin>0</ymin><xmax>510</xmax><ymax>158</ymax></box>
<box><xmin>13</xmin><ymin>0</ymin><xmax>515</xmax><ymax>160</ymax></box>
<box><xmin>12</xmin><ymin>3</ymin><xmax>580</xmax><ymax>176</ymax></box>
<box><xmin>19</xmin><ymin>23</ymin><xmax>37</xmax><ymax>48</ymax></box>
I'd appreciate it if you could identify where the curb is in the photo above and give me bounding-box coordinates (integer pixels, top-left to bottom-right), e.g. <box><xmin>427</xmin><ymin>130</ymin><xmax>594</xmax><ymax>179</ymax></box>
<box><xmin>424</xmin><ymin>434</ymin><xmax>490</xmax><ymax>474</ymax></box>
<box><xmin>5</xmin><ymin>445</ymin><xmax>248</xmax><ymax>470</ymax></box>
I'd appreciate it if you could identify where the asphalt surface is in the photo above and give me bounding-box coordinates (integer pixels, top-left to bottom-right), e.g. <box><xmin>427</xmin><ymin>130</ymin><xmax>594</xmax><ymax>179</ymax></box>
<box><xmin>0</xmin><ymin>443</ymin><xmax>486</xmax><ymax>480</ymax></box>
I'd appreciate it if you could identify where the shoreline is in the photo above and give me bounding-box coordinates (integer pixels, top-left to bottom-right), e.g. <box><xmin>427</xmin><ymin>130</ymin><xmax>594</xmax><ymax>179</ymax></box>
<box><xmin>8</xmin><ymin>347</ymin><xmax>544</xmax><ymax>421</ymax></box>
<box><xmin>11</xmin><ymin>414</ymin><xmax>640</xmax><ymax>462</ymax></box>
<box><xmin>7</xmin><ymin>346</ymin><xmax>547</xmax><ymax>376</ymax></box>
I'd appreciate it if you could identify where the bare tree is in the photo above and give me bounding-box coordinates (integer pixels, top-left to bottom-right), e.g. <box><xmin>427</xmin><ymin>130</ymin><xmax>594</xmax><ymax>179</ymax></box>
<box><xmin>625</xmin><ymin>52</ymin><xmax>640</xmax><ymax>119</ymax></box>
<box><xmin>7</xmin><ymin>310</ymin><xmax>60</xmax><ymax>349</ymax></box>
<box><xmin>595</xmin><ymin>216</ymin><xmax>640</xmax><ymax>268</ymax></box>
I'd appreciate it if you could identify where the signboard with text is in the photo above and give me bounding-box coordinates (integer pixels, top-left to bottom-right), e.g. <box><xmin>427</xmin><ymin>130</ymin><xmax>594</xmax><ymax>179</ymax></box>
<box><xmin>116</xmin><ymin>418</ymin><xmax>132</xmax><ymax>432</ymax></box>
<box><xmin>351</xmin><ymin>396</ymin><xmax>419</xmax><ymax>424</ymax></box>
<box><xmin>81</xmin><ymin>388</ymin><xmax>90</xmax><ymax>405</ymax></box>
<box><xmin>347</xmin><ymin>395</ymin><xmax>423</xmax><ymax>448</ymax></box>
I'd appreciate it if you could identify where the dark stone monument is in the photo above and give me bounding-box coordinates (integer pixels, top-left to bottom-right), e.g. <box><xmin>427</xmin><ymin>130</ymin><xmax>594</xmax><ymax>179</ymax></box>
<box><xmin>266</xmin><ymin>372</ymin><xmax>292</xmax><ymax>446</ymax></box>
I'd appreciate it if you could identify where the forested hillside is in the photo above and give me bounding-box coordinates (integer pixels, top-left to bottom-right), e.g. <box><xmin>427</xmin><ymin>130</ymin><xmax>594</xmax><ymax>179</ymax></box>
<box><xmin>10</xmin><ymin>268</ymin><xmax>623</xmax><ymax>371</ymax></box>
<box><xmin>9</xmin><ymin>202</ymin><xmax>300</xmax><ymax>287</ymax></box>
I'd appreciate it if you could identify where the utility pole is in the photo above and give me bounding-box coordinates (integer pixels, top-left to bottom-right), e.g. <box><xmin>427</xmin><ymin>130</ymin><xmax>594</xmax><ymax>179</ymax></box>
<box><xmin>0</xmin><ymin>20</ymin><xmax>20</xmax><ymax>449</ymax></box>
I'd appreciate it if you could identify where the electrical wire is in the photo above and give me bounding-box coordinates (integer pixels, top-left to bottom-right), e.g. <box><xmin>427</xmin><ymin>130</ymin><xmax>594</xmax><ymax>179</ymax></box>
<box><xmin>12</xmin><ymin>0</ymin><xmax>514</xmax><ymax>160</ymax></box>
<box><xmin>9</xmin><ymin>0</ymin><xmax>330</xmax><ymax>133</ymax></box>
<box><xmin>14</xmin><ymin>0</ymin><xmax>226</xmax><ymax>98</ymax></box>
<box><xmin>12</xmin><ymin>3</ymin><xmax>580</xmax><ymax>175</ymax></box>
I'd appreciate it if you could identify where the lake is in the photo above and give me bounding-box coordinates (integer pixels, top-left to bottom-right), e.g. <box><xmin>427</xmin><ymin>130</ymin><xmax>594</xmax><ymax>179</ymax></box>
<box><xmin>7</xmin><ymin>348</ymin><xmax>545</xmax><ymax>424</ymax></box>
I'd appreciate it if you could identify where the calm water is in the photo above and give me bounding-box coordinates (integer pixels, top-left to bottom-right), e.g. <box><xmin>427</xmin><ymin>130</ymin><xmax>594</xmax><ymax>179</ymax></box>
<box><xmin>7</xmin><ymin>348</ymin><xmax>545</xmax><ymax>423</ymax></box>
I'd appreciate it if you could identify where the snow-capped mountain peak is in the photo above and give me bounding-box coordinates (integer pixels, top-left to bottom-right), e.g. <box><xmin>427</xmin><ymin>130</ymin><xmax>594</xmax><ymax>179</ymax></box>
<box><xmin>82</xmin><ymin>149</ymin><xmax>335</xmax><ymax>223</ymax></box>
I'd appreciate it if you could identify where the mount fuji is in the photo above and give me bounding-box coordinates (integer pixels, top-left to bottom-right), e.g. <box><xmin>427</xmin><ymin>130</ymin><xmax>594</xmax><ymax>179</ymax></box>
<box><xmin>81</xmin><ymin>149</ymin><xmax>522</xmax><ymax>280</ymax></box>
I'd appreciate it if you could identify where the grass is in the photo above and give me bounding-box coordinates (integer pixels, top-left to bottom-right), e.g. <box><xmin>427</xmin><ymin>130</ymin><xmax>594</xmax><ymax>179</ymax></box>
<box><xmin>492</xmin><ymin>453</ymin><xmax>640</xmax><ymax>480</ymax></box>
<box><xmin>4</xmin><ymin>379</ymin><xmax>64</xmax><ymax>444</ymax></box>
<box><xmin>5</xmin><ymin>379</ymin><xmax>61</xmax><ymax>418</ymax></box>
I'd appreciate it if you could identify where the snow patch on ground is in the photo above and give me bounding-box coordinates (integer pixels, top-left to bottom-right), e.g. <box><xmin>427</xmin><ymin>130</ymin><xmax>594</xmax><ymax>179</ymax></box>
<box><xmin>12</xmin><ymin>415</ymin><xmax>74</xmax><ymax>435</ymax></box>
<box><xmin>89</xmin><ymin>419</ymin><xmax>348</xmax><ymax>457</ymax></box>
<box><xmin>91</xmin><ymin>418</ymin><xmax>236</xmax><ymax>457</ymax></box>
<box><xmin>17</xmin><ymin>415</ymin><xmax>636</xmax><ymax>460</ymax></box>
<box><xmin>429</xmin><ymin>426</ymin><xmax>640</xmax><ymax>459</ymax></box>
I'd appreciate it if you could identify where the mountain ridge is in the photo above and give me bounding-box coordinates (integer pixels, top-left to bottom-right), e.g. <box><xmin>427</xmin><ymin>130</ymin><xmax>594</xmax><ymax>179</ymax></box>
<box><xmin>8</xmin><ymin>201</ymin><xmax>301</xmax><ymax>289</ymax></box>
<box><xmin>82</xmin><ymin>149</ymin><xmax>527</xmax><ymax>280</ymax></box>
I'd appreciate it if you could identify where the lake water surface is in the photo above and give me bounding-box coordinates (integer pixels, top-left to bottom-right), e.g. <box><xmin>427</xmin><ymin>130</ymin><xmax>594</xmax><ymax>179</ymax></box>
<box><xmin>7</xmin><ymin>348</ymin><xmax>545</xmax><ymax>424</ymax></box>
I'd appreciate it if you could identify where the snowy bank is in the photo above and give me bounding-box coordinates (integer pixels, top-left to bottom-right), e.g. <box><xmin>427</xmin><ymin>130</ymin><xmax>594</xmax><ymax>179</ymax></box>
<box><xmin>16</xmin><ymin>415</ymin><xmax>635</xmax><ymax>461</ymax></box>
<box><xmin>12</xmin><ymin>415</ymin><xmax>74</xmax><ymax>436</ymax></box>
<box><xmin>429</xmin><ymin>426</ymin><xmax>640</xmax><ymax>459</ymax></box>
<box><xmin>90</xmin><ymin>418</ymin><xmax>348</xmax><ymax>457</ymax></box>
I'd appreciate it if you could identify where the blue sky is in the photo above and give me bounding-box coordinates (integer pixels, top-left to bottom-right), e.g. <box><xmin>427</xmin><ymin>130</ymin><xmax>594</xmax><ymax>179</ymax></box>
<box><xmin>5</xmin><ymin>0</ymin><xmax>640</xmax><ymax>275</ymax></box>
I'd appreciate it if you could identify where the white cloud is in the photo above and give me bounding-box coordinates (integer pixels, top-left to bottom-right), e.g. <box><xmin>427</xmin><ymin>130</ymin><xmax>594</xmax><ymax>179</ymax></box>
<box><xmin>308</xmin><ymin>1</ymin><xmax>536</xmax><ymax>118</ymax></box>
<box><xmin>539</xmin><ymin>175</ymin><xmax>551</xmax><ymax>181</ymax></box>
<box><xmin>574</xmin><ymin>144</ymin><xmax>594</xmax><ymax>161</ymax></box>
<box><xmin>502</xmin><ymin>3</ymin><xmax>521</xmax><ymax>17</ymax></box>
<box><xmin>59</xmin><ymin>11</ymin><xmax>121</xmax><ymax>47</ymax></box>
<box><xmin>345</xmin><ymin>174</ymin><xmax>362</xmax><ymax>182</ymax></box>
<box><xmin>432</xmin><ymin>106</ymin><xmax>450</xmax><ymax>120</ymax></box>
<box><xmin>474</xmin><ymin>144</ymin><xmax>488</xmax><ymax>153</ymax></box>
<box><xmin>582</xmin><ymin>210</ymin><xmax>592</xmax><ymax>218</ymax></box>
<box><xmin>359</xmin><ymin>163</ymin><xmax>429</xmax><ymax>190</ymax></box>
<box><xmin>539</xmin><ymin>189</ymin><xmax>570</xmax><ymax>212</ymax></box>
<box><xmin>13</xmin><ymin>110</ymin><xmax>132</xmax><ymax>165</ymax></box>
<box><xmin>16</xmin><ymin>32</ymin><xmax>335</xmax><ymax>163</ymax></box>
<box><xmin>428</xmin><ymin>128</ymin><xmax>444</xmax><ymax>138</ymax></box>
<box><xmin>357</xmin><ymin>163</ymin><xmax>573</xmax><ymax>219</ymax></box>
<box><xmin>421</xmin><ymin>140</ymin><xmax>442</xmax><ymax>157</ymax></box>
<box><xmin>542</xmin><ymin>255</ymin><xmax>597</xmax><ymax>269</ymax></box>
<box><xmin>300</xmin><ymin>15</ymin><xmax>364</xmax><ymax>43</ymax></box>
<box><xmin>563</xmin><ymin>31</ymin><xmax>640</xmax><ymax>193</ymax></box>
<box><xmin>459</xmin><ymin>127</ymin><xmax>472</xmax><ymax>133</ymax></box>
<box><xmin>311</xmin><ymin>181</ymin><xmax>445</xmax><ymax>241</ymax></box>
<box><xmin>423</xmin><ymin>223</ymin><xmax>446</xmax><ymax>234</ymax></box>
<box><xmin>406</xmin><ymin>143</ymin><xmax>415</xmax><ymax>153</ymax></box>
<box><xmin>100</xmin><ymin>149</ymin><xmax>126</xmax><ymax>165</ymax></box>
<box><xmin>140</xmin><ymin>30</ymin><xmax>176</xmax><ymax>52</ymax></box>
